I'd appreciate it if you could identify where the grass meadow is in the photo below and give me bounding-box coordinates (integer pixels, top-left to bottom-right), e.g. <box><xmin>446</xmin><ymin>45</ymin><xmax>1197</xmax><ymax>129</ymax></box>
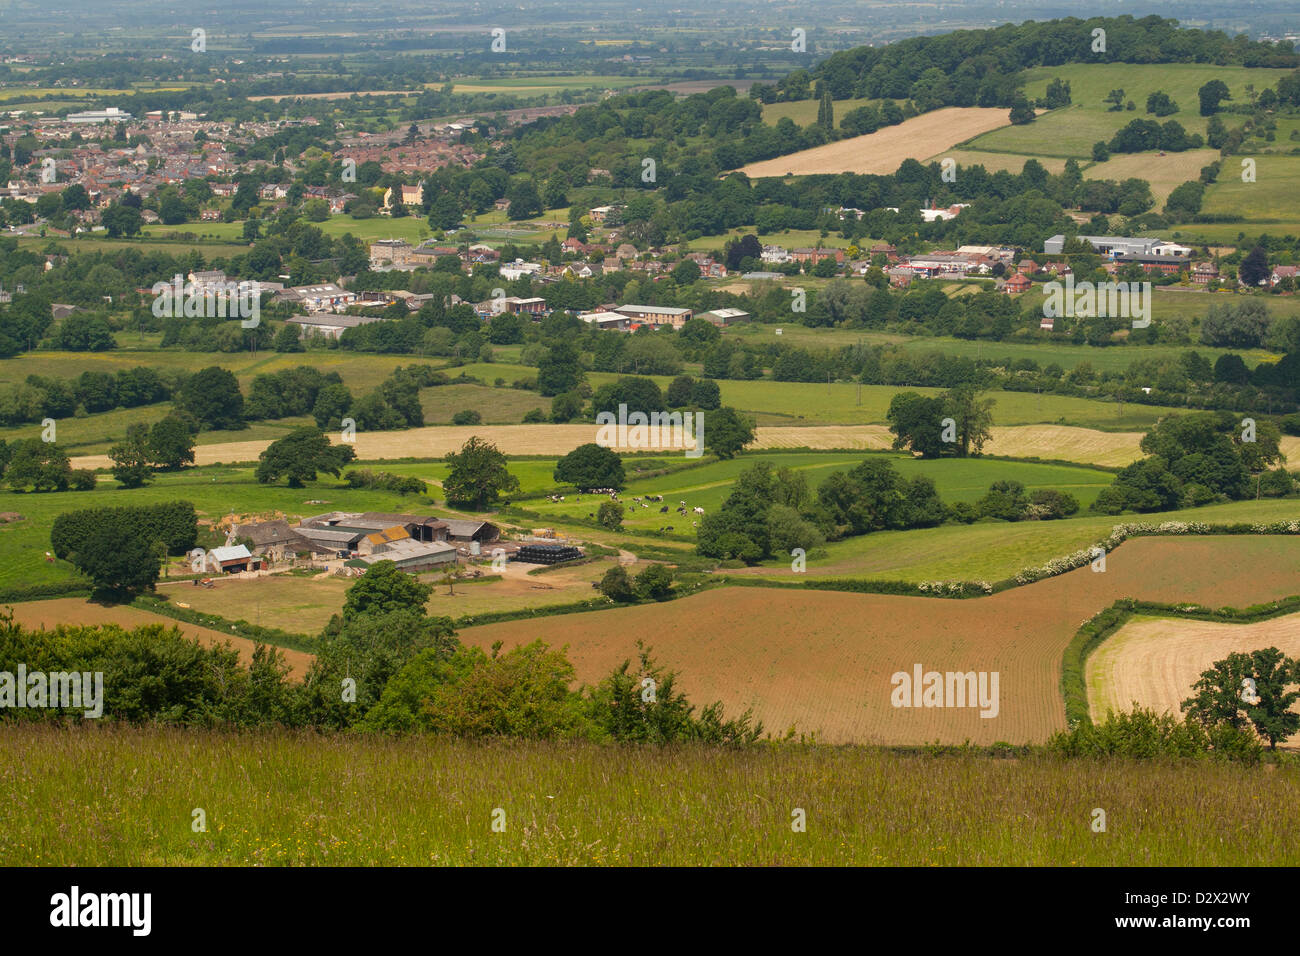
<box><xmin>970</xmin><ymin>63</ymin><xmax>1293</xmax><ymax>158</ymax></box>
<box><xmin>2</xmin><ymin>725</ymin><xmax>1297</xmax><ymax>865</ymax></box>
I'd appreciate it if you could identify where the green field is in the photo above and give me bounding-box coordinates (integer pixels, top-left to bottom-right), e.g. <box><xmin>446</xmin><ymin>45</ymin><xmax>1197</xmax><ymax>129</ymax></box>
<box><xmin>514</xmin><ymin>451</ymin><xmax>1115</xmax><ymax>531</ymax></box>
<box><xmin>761</xmin><ymin>96</ymin><xmax>877</xmax><ymax>128</ymax></box>
<box><xmin>738</xmin><ymin>496</ymin><xmax>1300</xmax><ymax>584</ymax></box>
<box><xmin>722</xmin><ymin>321</ymin><xmax>1281</xmax><ymax>373</ymax></box>
<box><xmin>970</xmin><ymin>63</ymin><xmax>1293</xmax><ymax>158</ymax></box>
<box><xmin>4</xmin><ymin>725</ymin><xmax>1297</xmax><ymax>865</ymax></box>
<box><xmin>1184</xmin><ymin>153</ymin><xmax>1300</xmax><ymax>236</ymax></box>
<box><xmin>454</xmin><ymin>362</ymin><xmax>1187</xmax><ymax>429</ymax></box>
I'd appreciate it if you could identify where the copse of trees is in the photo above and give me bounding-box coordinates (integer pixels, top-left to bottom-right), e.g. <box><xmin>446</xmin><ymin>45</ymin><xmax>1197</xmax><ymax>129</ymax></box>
<box><xmin>255</xmin><ymin>426</ymin><xmax>356</xmax><ymax>487</ymax></box>
<box><xmin>50</xmin><ymin>500</ymin><xmax>197</xmax><ymax>595</ymax></box>
<box><xmin>887</xmin><ymin>385</ymin><xmax>995</xmax><ymax>458</ymax></box>
<box><xmin>1</xmin><ymin>438</ymin><xmax>95</xmax><ymax>492</ymax></box>
<box><xmin>1091</xmin><ymin>411</ymin><xmax>1285</xmax><ymax>514</ymax></box>
<box><xmin>442</xmin><ymin>435</ymin><xmax>519</xmax><ymax>509</ymax></box>
<box><xmin>554</xmin><ymin>442</ymin><xmax>625</xmax><ymax>491</ymax></box>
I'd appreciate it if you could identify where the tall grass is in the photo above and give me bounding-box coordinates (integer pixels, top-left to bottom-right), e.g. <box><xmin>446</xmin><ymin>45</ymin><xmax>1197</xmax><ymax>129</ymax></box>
<box><xmin>2</xmin><ymin>724</ymin><xmax>1297</xmax><ymax>866</ymax></box>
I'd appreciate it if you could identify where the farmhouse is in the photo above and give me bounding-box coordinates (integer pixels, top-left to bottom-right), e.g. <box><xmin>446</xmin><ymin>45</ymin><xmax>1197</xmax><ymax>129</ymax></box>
<box><xmin>1192</xmin><ymin>262</ymin><xmax>1220</xmax><ymax>284</ymax></box>
<box><xmin>232</xmin><ymin>520</ymin><xmax>314</xmax><ymax>561</ymax></box>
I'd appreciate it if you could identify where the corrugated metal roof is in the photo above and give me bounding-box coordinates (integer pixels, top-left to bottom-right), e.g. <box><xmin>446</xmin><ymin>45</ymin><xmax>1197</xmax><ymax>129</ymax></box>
<box><xmin>209</xmin><ymin>545</ymin><xmax>252</xmax><ymax>562</ymax></box>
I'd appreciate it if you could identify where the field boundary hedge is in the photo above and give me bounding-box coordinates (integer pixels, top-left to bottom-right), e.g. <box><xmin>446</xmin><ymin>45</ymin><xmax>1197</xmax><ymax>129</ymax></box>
<box><xmin>1060</xmin><ymin>592</ymin><xmax>1300</xmax><ymax>726</ymax></box>
<box><xmin>0</xmin><ymin>579</ymin><xmax>94</xmax><ymax>604</ymax></box>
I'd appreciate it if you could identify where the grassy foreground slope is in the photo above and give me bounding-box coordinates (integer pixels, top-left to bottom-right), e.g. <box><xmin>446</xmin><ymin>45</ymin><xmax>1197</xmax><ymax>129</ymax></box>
<box><xmin>4</xmin><ymin>725</ymin><xmax>1298</xmax><ymax>866</ymax></box>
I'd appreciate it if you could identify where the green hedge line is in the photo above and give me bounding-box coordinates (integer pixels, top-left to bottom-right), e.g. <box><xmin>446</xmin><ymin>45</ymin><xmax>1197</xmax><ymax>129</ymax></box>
<box><xmin>0</xmin><ymin>579</ymin><xmax>94</xmax><ymax>604</ymax></box>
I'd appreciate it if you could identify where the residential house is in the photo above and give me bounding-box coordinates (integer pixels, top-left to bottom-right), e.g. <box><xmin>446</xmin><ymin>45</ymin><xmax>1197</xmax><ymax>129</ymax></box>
<box><xmin>1192</xmin><ymin>262</ymin><xmax>1220</xmax><ymax>285</ymax></box>
<box><xmin>1002</xmin><ymin>273</ymin><xmax>1032</xmax><ymax>295</ymax></box>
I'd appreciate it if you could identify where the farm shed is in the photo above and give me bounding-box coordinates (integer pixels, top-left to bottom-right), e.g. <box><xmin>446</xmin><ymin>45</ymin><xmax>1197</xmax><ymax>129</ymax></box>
<box><xmin>515</xmin><ymin>544</ymin><xmax>584</xmax><ymax>565</ymax></box>
<box><xmin>442</xmin><ymin>520</ymin><xmax>500</xmax><ymax>544</ymax></box>
<box><xmin>294</xmin><ymin>526</ymin><xmax>366</xmax><ymax>553</ymax></box>
<box><xmin>352</xmin><ymin>539</ymin><xmax>459</xmax><ymax>572</ymax></box>
<box><xmin>206</xmin><ymin>545</ymin><xmax>258</xmax><ymax>574</ymax></box>
<box><xmin>356</xmin><ymin>512</ymin><xmax>449</xmax><ymax>543</ymax></box>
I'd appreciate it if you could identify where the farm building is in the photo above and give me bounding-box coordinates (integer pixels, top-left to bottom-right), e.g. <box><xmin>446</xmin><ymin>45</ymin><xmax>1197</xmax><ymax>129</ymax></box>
<box><xmin>358</xmin><ymin>525</ymin><xmax>413</xmax><ymax>556</ymax></box>
<box><xmin>350</xmin><ymin>539</ymin><xmax>459</xmax><ymax>572</ymax></box>
<box><xmin>232</xmin><ymin>520</ymin><xmax>315</xmax><ymax>561</ymax></box>
<box><xmin>285</xmin><ymin>313</ymin><xmax>385</xmax><ymax>340</ymax></box>
<box><xmin>442</xmin><ymin>519</ymin><xmax>500</xmax><ymax>544</ymax></box>
<box><xmin>294</xmin><ymin>526</ymin><xmax>367</xmax><ymax>554</ymax></box>
<box><xmin>515</xmin><ymin>544</ymin><xmax>584</xmax><ymax>565</ymax></box>
<box><xmin>205</xmin><ymin>545</ymin><xmax>258</xmax><ymax>574</ymax></box>
<box><xmin>699</xmin><ymin>308</ymin><xmax>750</xmax><ymax>327</ymax></box>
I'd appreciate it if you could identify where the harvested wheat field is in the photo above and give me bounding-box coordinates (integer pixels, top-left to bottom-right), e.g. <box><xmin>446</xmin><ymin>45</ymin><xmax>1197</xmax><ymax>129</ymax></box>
<box><xmin>1084</xmin><ymin>149</ymin><xmax>1219</xmax><ymax>205</ymax></box>
<box><xmin>738</xmin><ymin>107</ymin><xmax>1014</xmax><ymax>178</ymax></box>
<box><xmin>3</xmin><ymin>599</ymin><xmax>314</xmax><ymax>678</ymax></box>
<box><xmin>460</xmin><ymin>536</ymin><xmax>1300</xmax><ymax>745</ymax></box>
<box><xmin>1087</xmin><ymin>611</ymin><xmax>1300</xmax><ymax>724</ymax></box>
<box><xmin>71</xmin><ymin>422</ymin><xmax>1189</xmax><ymax>469</ymax></box>
<box><xmin>982</xmin><ymin>425</ymin><xmax>1144</xmax><ymax>467</ymax></box>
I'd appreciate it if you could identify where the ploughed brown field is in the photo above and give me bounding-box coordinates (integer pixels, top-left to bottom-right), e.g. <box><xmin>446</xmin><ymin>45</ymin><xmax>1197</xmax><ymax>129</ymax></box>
<box><xmin>738</xmin><ymin>107</ymin><xmax>1015</xmax><ymax>178</ymax></box>
<box><xmin>1088</xmin><ymin>611</ymin><xmax>1300</xmax><ymax>726</ymax></box>
<box><xmin>4</xmin><ymin>599</ymin><xmax>314</xmax><ymax>678</ymax></box>
<box><xmin>459</xmin><ymin>536</ymin><xmax>1300</xmax><ymax>745</ymax></box>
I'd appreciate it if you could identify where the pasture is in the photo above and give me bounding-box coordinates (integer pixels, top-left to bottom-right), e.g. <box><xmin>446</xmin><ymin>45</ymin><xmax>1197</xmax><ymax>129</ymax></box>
<box><xmin>733</xmin><ymin>497</ymin><xmax>1300</xmax><ymax>584</ymax></box>
<box><xmin>521</xmin><ymin>452</ymin><xmax>1116</xmax><ymax>532</ymax></box>
<box><xmin>969</xmin><ymin>63</ymin><xmax>1293</xmax><ymax>158</ymax></box>
<box><xmin>6</xmin><ymin>724</ymin><xmax>1300</xmax><ymax>865</ymax></box>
